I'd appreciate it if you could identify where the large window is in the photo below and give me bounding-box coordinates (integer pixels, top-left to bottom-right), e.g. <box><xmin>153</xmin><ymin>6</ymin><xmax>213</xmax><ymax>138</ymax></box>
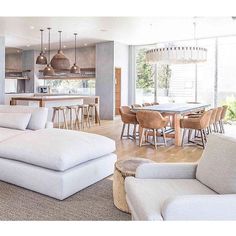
<box><xmin>135</xmin><ymin>46</ymin><xmax>155</xmax><ymax>104</ymax></box>
<box><xmin>43</xmin><ymin>79</ymin><xmax>95</xmax><ymax>95</ymax></box>
<box><xmin>134</xmin><ymin>38</ymin><xmax>231</xmax><ymax>105</ymax></box>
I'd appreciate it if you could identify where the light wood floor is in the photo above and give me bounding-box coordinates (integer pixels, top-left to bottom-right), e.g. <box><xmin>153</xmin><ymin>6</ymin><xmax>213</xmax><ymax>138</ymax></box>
<box><xmin>85</xmin><ymin>117</ymin><xmax>203</xmax><ymax>163</ymax></box>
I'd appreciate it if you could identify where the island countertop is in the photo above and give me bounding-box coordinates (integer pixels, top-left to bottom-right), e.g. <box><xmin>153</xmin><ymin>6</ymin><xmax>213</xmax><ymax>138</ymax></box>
<box><xmin>10</xmin><ymin>95</ymin><xmax>99</xmax><ymax>107</ymax></box>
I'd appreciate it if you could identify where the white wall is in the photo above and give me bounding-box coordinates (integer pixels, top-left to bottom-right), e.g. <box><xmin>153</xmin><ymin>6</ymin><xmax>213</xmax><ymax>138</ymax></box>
<box><xmin>114</xmin><ymin>42</ymin><xmax>129</xmax><ymax>106</ymax></box>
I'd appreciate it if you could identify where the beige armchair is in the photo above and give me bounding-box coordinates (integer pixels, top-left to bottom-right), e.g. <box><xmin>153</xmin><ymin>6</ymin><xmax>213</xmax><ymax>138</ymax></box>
<box><xmin>125</xmin><ymin>134</ymin><xmax>236</xmax><ymax>220</ymax></box>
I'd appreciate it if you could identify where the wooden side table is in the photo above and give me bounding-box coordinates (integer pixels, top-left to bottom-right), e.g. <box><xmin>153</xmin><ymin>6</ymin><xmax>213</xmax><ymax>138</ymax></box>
<box><xmin>113</xmin><ymin>157</ymin><xmax>154</xmax><ymax>213</ymax></box>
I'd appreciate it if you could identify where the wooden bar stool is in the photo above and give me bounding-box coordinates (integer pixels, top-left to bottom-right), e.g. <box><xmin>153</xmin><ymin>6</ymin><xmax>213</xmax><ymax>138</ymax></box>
<box><xmin>88</xmin><ymin>103</ymin><xmax>101</xmax><ymax>125</ymax></box>
<box><xmin>77</xmin><ymin>104</ymin><xmax>90</xmax><ymax>129</ymax></box>
<box><xmin>52</xmin><ymin>106</ymin><xmax>68</xmax><ymax>129</ymax></box>
<box><xmin>67</xmin><ymin>105</ymin><xmax>79</xmax><ymax>130</ymax></box>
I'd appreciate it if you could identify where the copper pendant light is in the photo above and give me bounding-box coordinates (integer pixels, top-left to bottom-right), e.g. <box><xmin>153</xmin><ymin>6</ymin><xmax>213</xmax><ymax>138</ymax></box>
<box><xmin>43</xmin><ymin>28</ymin><xmax>55</xmax><ymax>76</ymax></box>
<box><xmin>51</xmin><ymin>31</ymin><xmax>70</xmax><ymax>70</ymax></box>
<box><xmin>70</xmin><ymin>33</ymin><xmax>80</xmax><ymax>74</ymax></box>
<box><xmin>36</xmin><ymin>29</ymin><xmax>47</xmax><ymax>65</ymax></box>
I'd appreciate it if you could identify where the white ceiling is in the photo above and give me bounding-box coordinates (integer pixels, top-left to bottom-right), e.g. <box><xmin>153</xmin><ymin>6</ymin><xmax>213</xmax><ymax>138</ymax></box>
<box><xmin>1</xmin><ymin>17</ymin><xmax>236</xmax><ymax>51</ymax></box>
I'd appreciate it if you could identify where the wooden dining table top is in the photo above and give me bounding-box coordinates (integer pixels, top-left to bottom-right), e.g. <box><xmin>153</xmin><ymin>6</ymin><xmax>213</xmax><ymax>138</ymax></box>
<box><xmin>132</xmin><ymin>103</ymin><xmax>210</xmax><ymax>114</ymax></box>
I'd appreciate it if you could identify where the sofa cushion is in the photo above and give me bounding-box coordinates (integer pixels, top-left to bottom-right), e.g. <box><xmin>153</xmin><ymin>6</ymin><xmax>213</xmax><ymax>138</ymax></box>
<box><xmin>0</xmin><ymin>127</ymin><xmax>29</xmax><ymax>142</ymax></box>
<box><xmin>0</xmin><ymin>113</ymin><xmax>31</xmax><ymax>130</ymax></box>
<box><xmin>196</xmin><ymin>134</ymin><xmax>236</xmax><ymax>194</ymax></box>
<box><xmin>125</xmin><ymin>177</ymin><xmax>216</xmax><ymax>221</ymax></box>
<box><xmin>0</xmin><ymin>105</ymin><xmax>48</xmax><ymax>130</ymax></box>
<box><xmin>0</xmin><ymin>128</ymin><xmax>116</xmax><ymax>171</ymax></box>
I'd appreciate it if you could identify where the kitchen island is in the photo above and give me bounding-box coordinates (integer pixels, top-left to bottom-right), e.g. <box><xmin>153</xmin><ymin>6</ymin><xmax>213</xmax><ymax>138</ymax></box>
<box><xmin>9</xmin><ymin>94</ymin><xmax>100</xmax><ymax>123</ymax></box>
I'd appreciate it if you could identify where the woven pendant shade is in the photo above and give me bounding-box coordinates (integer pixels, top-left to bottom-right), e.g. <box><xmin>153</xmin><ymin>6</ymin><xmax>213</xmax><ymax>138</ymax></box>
<box><xmin>36</xmin><ymin>29</ymin><xmax>47</xmax><ymax>65</ymax></box>
<box><xmin>43</xmin><ymin>28</ymin><xmax>55</xmax><ymax>76</ymax></box>
<box><xmin>51</xmin><ymin>31</ymin><xmax>70</xmax><ymax>70</ymax></box>
<box><xmin>70</xmin><ymin>33</ymin><xmax>80</xmax><ymax>74</ymax></box>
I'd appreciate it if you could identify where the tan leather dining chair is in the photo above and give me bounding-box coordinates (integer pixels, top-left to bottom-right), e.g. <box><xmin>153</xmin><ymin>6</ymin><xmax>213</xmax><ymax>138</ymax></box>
<box><xmin>208</xmin><ymin>108</ymin><xmax>218</xmax><ymax>133</ymax></box>
<box><xmin>219</xmin><ymin>105</ymin><xmax>228</xmax><ymax>133</ymax></box>
<box><xmin>180</xmin><ymin>109</ymin><xmax>212</xmax><ymax>148</ymax></box>
<box><xmin>119</xmin><ymin>106</ymin><xmax>138</xmax><ymax>140</ymax></box>
<box><xmin>215</xmin><ymin>107</ymin><xmax>223</xmax><ymax>133</ymax></box>
<box><xmin>136</xmin><ymin>110</ymin><xmax>169</xmax><ymax>149</ymax></box>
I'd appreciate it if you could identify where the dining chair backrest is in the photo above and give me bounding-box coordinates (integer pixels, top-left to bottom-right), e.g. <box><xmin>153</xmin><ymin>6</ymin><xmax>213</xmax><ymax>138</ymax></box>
<box><xmin>209</xmin><ymin>108</ymin><xmax>218</xmax><ymax>125</ymax></box>
<box><xmin>215</xmin><ymin>107</ymin><xmax>223</xmax><ymax>122</ymax></box>
<box><xmin>220</xmin><ymin>105</ymin><xmax>228</xmax><ymax>120</ymax></box>
<box><xmin>199</xmin><ymin>109</ymin><xmax>213</xmax><ymax>129</ymax></box>
<box><xmin>119</xmin><ymin>106</ymin><xmax>137</xmax><ymax>124</ymax></box>
<box><xmin>136</xmin><ymin>110</ymin><xmax>167</xmax><ymax>129</ymax></box>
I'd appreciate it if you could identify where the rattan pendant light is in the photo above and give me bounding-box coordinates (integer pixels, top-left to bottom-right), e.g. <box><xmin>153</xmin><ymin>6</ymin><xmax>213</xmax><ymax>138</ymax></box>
<box><xmin>70</xmin><ymin>33</ymin><xmax>80</xmax><ymax>74</ymax></box>
<box><xmin>43</xmin><ymin>28</ymin><xmax>55</xmax><ymax>76</ymax></box>
<box><xmin>36</xmin><ymin>29</ymin><xmax>47</xmax><ymax>65</ymax></box>
<box><xmin>51</xmin><ymin>31</ymin><xmax>70</xmax><ymax>70</ymax></box>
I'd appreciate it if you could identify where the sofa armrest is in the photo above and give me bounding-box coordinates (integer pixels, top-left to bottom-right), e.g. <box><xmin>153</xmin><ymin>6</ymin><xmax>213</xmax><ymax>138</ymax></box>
<box><xmin>135</xmin><ymin>163</ymin><xmax>197</xmax><ymax>179</ymax></box>
<box><xmin>45</xmin><ymin>121</ymin><xmax>53</xmax><ymax>129</ymax></box>
<box><xmin>162</xmin><ymin>195</ymin><xmax>236</xmax><ymax>220</ymax></box>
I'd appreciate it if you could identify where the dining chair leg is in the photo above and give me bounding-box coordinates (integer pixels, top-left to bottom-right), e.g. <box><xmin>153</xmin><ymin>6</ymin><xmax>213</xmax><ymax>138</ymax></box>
<box><xmin>214</xmin><ymin>123</ymin><xmax>218</xmax><ymax>132</ymax></box>
<box><xmin>203</xmin><ymin>129</ymin><xmax>207</xmax><ymax>142</ymax></box>
<box><xmin>120</xmin><ymin>123</ymin><xmax>125</xmax><ymax>139</ymax></box>
<box><xmin>220</xmin><ymin>120</ymin><xmax>225</xmax><ymax>133</ymax></box>
<box><xmin>188</xmin><ymin>129</ymin><xmax>192</xmax><ymax>143</ymax></box>
<box><xmin>162</xmin><ymin>128</ymin><xmax>167</xmax><ymax>146</ymax></box>
<box><xmin>127</xmin><ymin>124</ymin><xmax>130</xmax><ymax>138</ymax></box>
<box><xmin>153</xmin><ymin>129</ymin><xmax>157</xmax><ymax>149</ymax></box>
<box><xmin>133</xmin><ymin>124</ymin><xmax>137</xmax><ymax>140</ymax></box>
<box><xmin>139</xmin><ymin>127</ymin><xmax>144</xmax><ymax>147</ymax></box>
<box><xmin>200</xmin><ymin>129</ymin><xmax>205</xmax><ymax>149</ymax></box>
<box><xmin>182</xmin><ymin>128</ymin><xmax>187</xmax><ymax>147</ymax></box>
<box><xmin>209</xmin><ymin>126</ymin><xmax>212</xmax><ymax>133</ymax></box>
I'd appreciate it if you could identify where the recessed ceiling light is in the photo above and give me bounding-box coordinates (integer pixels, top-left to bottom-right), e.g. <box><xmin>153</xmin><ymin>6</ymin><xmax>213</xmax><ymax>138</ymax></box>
<box><xmin>84</xmin><ymin>43</ymin><xmax>87</xmax><ymax>46</ymax></box>
<box><xmin>44</xmin><ymin>47</ymin><xmax>47</xmax><ymax>50</ymax></box>
<box><xmin>30</xmin><ymin>26</ymin><xmax>35</xmax><ymax>30</ymax></box>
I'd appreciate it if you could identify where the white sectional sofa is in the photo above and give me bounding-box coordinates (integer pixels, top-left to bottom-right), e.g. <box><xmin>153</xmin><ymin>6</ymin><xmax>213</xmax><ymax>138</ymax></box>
<box><xmin>0</xmin><ymin>105</ymin><xmax>116</xmax><ymax>200</ymax></box>
<box><xmin>125</xmin><ymin>134</ymin><xmax>236</xmax><ymax>220</ymax></box>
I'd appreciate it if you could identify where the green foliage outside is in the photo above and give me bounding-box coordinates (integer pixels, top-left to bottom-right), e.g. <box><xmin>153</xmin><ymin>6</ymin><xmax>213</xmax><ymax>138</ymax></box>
<box><xmin>136</xmin><ymin>48</ymin><xmax>155</xmax><ymax>91</ymax></box>
<box><xmin>45</xmin><ymin>79</ymin><xmax>95</xmax><ymax>94</ymax></box>
<box><xmin>222</xmin><ymin>95</ymin><xmax>236</xmax><ymax>121</ymax></box>
<box><xmin>136</xmin><ymin>48</ymin><xmax>172</xmax><ymax>94</ymax></box>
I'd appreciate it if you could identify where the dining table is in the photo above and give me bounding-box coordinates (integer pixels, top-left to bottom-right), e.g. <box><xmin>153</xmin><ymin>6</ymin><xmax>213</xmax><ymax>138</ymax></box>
<box><xmin>132</xmin><ymin>103</ymin><xmax>210</xmax><ymax>146</ymax></box>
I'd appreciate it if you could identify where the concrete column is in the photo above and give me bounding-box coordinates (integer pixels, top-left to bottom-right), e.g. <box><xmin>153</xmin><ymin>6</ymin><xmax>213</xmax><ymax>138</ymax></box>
<box><xmin>22</xmin><ymin>50</ymin><xmax>36</xmax><ymax>93</ymax></box>
<box><xmin>96</xmin><ymin>41</ymin><xmax>115</xmax><ymax>120</ymax></box>
<box><xmin>0</xmin><ymin>37</ymin><xmax>5</xmax><ymax>104</ymax></box>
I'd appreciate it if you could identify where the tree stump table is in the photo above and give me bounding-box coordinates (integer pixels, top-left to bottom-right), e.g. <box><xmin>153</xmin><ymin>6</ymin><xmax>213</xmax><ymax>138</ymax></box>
<box><xmin>113</xmin><ymin>157</ymin><xmax>154</xmax><ymax>213</ymax></box>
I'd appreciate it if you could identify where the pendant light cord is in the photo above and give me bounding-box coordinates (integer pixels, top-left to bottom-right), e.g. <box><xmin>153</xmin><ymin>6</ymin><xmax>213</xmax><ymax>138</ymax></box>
<box><xmin>59</xmin><ymin>31</ymin><xmax>62</xmax><ymax>51</ymax></box>
<box><xmin>40</xmin><ymin>29</ymin><xmax>43</xmax><ymax>52</ymax></box>
<box><xmin>74</xmin><ymin>33</ymin><xmax>77</xmax><ymax>64</ymax></box>
<box><xmin>48</xmin><ymin>28</ymin><xmax>51</xmax><ymax>62</ymax></box>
